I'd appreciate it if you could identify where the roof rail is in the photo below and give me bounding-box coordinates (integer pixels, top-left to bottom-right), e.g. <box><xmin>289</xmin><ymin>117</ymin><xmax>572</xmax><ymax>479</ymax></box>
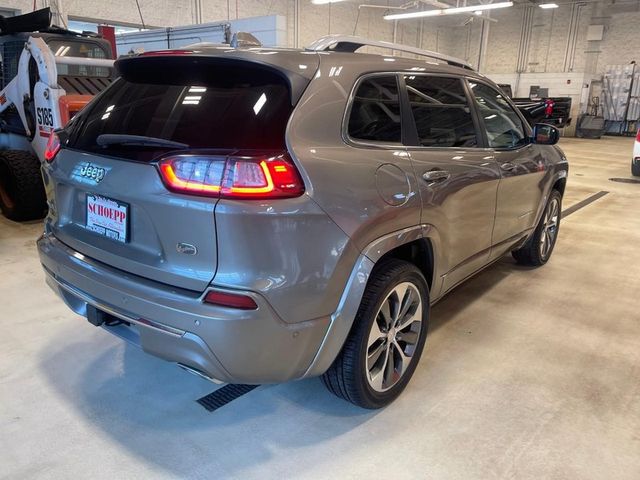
<box><xmin>306</xmin><ymin>34</ymin><xmax>473</xmax><ymax>70</ymax></box>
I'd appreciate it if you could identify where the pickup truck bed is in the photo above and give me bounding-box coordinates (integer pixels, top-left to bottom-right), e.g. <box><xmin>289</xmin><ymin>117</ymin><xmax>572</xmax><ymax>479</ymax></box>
<box><xmin>512</xmin><ymin>97</ymin><xmax>572</xmax><ymax>128</ymax></box>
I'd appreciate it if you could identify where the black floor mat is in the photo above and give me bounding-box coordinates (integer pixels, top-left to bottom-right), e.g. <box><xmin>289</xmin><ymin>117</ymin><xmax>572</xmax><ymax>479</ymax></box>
<box><xmin>197</xmin><ymin>384</ymin><xmax>260</xmax><ymax>412</ymax></box>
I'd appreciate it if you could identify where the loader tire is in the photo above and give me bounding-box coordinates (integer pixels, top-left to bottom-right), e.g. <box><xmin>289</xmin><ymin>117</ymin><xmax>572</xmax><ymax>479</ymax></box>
<box><xmin>0</xmin><ymin>150</ymin><xmax>47</xmax><ymax>221</ymax></box>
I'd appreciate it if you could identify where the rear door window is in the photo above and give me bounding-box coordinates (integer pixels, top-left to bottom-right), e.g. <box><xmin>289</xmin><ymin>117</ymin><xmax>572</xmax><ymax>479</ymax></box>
<box><xmin>66</xmin><ymin>59</ymin><xmax>295</xmax><ymax>160</ymax></box>
<box><xmin>404</xmin><ymin>75</ymin><xmax>478</xmax><ymax>148</ymax></box>
<box><xmin>347</xmin><ymin>75</ymin><xmax>402</xmax><ymax>144</ymax></box>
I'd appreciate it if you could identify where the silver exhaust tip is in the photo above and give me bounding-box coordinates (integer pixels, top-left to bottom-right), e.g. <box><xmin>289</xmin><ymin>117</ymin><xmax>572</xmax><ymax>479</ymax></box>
<box><xmin>177</xmin><ymin>364</ymin><xmax>224</xmax><ymax>384</ymax></box>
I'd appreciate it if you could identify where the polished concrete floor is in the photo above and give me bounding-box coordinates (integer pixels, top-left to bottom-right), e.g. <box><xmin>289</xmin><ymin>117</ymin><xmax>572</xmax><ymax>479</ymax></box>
<box><xmin>1</xmin><ymin>136</ymin><xmax>639</xmax><ymax>479</ymax></box>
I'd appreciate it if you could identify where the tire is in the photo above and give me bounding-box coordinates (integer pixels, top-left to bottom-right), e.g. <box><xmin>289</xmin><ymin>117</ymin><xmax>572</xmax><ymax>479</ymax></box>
<box><xmin>322</xmin><ymin>259</ymin><xmax>429</xmax><ymax>409</ymax></box>
<box><xmin>0</xmin><ymin>150</ymin><xmax>47</xmax><ymax>221</ymax></box>
<box><xmin>512</xmin><ymin>189</ymin><xmax>562</xmax><ymax>266</ymax></box>
<box><xmin>632</xmin><ymin>159</ymin><xmax>640</xmax><ymax>177</ymax></box>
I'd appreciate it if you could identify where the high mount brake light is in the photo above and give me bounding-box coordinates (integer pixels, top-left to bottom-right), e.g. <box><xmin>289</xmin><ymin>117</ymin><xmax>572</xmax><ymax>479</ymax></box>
<box><xmin>140</xmin><ymin>50</ymin><xmax>194</xmax><ymax>56</ymax></box>
<box><xmin>157</xmin><ymin>152</ymin><xmax>305</xmax><ymax>199</ymax></box>
<box><xmin>44</xmin><ymin>132</ymin><xmax>61</xmax><ymax>162</ymax></box>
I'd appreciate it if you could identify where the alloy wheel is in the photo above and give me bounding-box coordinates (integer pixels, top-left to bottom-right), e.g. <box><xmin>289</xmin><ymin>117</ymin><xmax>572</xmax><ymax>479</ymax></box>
<box><xmin>540</xmin><ymin>197</ymin><xmax>560</xmax><ymax>260</ymax></box>
<box><xmin>365</xmin><ymin>282</ymin><xmax>423</xmax><ymax>393</ymax></box>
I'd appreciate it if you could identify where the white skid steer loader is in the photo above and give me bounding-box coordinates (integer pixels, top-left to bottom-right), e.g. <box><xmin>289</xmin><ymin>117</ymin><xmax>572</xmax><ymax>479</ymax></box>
<box><xmin>0</xmin><ymin>8</ymin><xmax>115</xmax><ymax>221</ymax></box>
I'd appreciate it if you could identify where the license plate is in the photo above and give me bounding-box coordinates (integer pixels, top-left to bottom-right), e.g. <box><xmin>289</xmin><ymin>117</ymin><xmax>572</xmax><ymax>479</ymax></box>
<box><xmin>86</xmin><ymin>194</ymin><xmax>128</xmax><ymax>243</ymax></box>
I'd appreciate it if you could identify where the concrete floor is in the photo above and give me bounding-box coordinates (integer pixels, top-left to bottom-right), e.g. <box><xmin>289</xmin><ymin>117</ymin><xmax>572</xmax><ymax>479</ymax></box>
<box><xmin>1</xmin><ymin>136</ymin><xmax>639</xmax><ymax>479</ymax></box>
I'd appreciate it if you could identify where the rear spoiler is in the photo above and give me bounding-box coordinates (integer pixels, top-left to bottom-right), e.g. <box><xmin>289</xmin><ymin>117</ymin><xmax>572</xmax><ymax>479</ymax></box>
<box><xmin>116</xmin><ymin>54</ymin><xmax>315</xmax><ymax>105</ymax></box>
<box><xmin>0</xmin><ymin>8</ymin><xmax>51</xmax><ymax>35</ymax></box>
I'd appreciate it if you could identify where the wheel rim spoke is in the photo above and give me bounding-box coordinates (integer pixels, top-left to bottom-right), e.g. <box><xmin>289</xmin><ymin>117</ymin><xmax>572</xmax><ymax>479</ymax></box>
<box><xmin>379</xmin><ymin>299</ymin><xmax>393</xmax><ymax>329</ymax></box>
<box><xmin>367</xmin><ymin>340</ymin><xmax>386</xmax><ymax>369</ymax></box>
<box><xmin>396</xmin><ymin>329</ymin><xmax>418</xmax><ymax>344</ymax></box>
<box><xmin>392</xmin><ymin>341</ymin><xmax>411</xmax><ymax>377</ymax></box>
<box><xmin>395</xmin><ymin>286</ymin><xmax>414</xmax><ymax>326</ymax></box>
<box><xmin>396</xmin><ymin>300</ymin><xmax>422</xmax><ymax>332</ymax></box>
<box><xmin>383</xmin><ymin>345</ymin><xmax>396</xmax><ymax>388</ymax></box>
<box><xmin>390</xmin><ymin>283</ymin><xmax>408</xmax><ymax>324</ymax></box>
<box><xmin>367</xmin><ymin>316</ymin><xmax>386</xmax><ymax>349</ymax></box>
<box><xmin>369</xmin><ymin>344</ymin><xmax>391</xmax><ymax>391</ymax></box>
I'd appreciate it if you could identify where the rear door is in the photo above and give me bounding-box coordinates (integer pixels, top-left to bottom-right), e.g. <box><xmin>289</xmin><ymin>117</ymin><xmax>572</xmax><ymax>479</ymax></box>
<box><xmin>402</xmin><ymin>75</ymin><xmax>501</xmax><ymax>293</ymax></box>
<box><xmin>466</xmin><ymin>80</ymin><xmax>546</xmax><ymax>255</ymax></box>
<box><xmin>47</xmin><ymin>56</ymin><xmax>304</xmax><ymax>291</ymax></box>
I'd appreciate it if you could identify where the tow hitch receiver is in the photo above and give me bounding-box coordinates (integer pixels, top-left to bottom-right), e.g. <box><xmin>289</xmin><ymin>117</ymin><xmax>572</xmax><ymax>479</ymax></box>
<box><xmin>86</xmin><ymin>305</ymin><xmax>107</xmax><ymax>326</ymax></box>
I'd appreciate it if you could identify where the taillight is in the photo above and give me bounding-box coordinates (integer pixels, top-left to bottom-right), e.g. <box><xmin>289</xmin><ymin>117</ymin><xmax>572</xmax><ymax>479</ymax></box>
<box><xmin>204</xmin><ymin>290</ymin><xmax>258</xmax><ymax>310</ymax></box>
<box><xmin>44</xmin><ymin>132</ymin><xmax>61</xmax><ymax>162</ymax></box>
<box><xmin>157</xmin><ymin>152</ymin><xmax>305</xmax><ymax>199</ymax></box>
<box><xmin>636</xmin><ymin>129</ymin><xmax>640</xmax><ymax>142</ymax></box>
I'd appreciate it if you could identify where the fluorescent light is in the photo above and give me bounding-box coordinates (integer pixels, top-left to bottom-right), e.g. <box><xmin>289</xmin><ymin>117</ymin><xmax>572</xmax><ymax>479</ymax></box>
<box><xmin>444</xmin><ymin>2</ymin><xmax>513</xmax><ymax>15</ymax></box>
<box><xmin>384</xmin><ymin>9</ymin><xmax>442</xmax><ymax>20</ymax></box>
<box><xmin>55</xmin><ymin>45</ymin><xmax>71</xmax><ymax>56</ymax></box>
<box><xmin>539</xmin><ymin>3</ymin><xmax>559</xmax><ymax>8</ymax></box>
<box><xmin>384</xmin><ymin>2</ymin><xmax>513</xmax><ymax>20</ymax></box>
<box><xmin>253</xmin><ymin>93</ymin><xmax>267</xmax><ymax>115</ymax></box>
<box><xmin>311</xmin><ymin>0</ymin><xmax>346</xmax><ymax>4</ymax></box>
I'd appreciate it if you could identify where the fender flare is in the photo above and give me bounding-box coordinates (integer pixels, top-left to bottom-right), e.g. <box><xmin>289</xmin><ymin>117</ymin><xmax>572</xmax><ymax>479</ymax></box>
<box><xmin>302</xmin><ymin>224</ymin><xmax>442</xmax><ymax>378</ymax></box>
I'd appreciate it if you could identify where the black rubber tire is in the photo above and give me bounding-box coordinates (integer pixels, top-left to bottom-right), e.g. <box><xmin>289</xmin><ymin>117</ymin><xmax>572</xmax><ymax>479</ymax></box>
<box><xmin>512</xmin><ymin>189</ymin><xmax>563</xmax><ymax>267</ymax></box>
<box><xmin>632</xmin><ymin>160</ymin><xmax>640</xmax><ymax>177</ymax></box>
<box><xmin>322</xmin><ymin>259</ymin><xmax>429</xmax><ymax>409</ymax></box>
<box><xmin>0</xmin><ymin>150</ymin><xmax>47</xmax><ymax>221</ymax></box>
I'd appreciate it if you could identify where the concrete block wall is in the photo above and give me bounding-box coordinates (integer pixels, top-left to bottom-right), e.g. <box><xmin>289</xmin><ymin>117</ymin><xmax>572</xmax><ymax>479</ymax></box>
<box><xmin>1</xmin><ymin>0</ymin><xmax>637</xmax><ymax>74</ymax></box>
<box><xmin>595</xmin><ymin>9</ymin><xmax>640</xmax><ymax>73</ymax></box>
<box><xmin>0</xmin><ymin>0</ymin><xmax>465</xmax><ymax>56</ymax></box>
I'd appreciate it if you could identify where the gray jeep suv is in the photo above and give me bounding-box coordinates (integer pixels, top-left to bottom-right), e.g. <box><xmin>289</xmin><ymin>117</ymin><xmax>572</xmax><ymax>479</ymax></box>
<box><xmin>37</xmin><ymin>35</ymin><xmax>568</xmax><ymax>409</ymax></box>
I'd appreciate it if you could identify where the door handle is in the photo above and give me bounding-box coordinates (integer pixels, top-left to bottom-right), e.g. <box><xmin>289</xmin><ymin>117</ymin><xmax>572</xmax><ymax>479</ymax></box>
<box><xmin>500</xmin><ymin>162</ymin><xmax>516</xmax><ymax>171</ymax></box>
<box><xmin>422</xmin><ymin>170</ymin><xmax>450</xmax><ymax>184</ymax></box>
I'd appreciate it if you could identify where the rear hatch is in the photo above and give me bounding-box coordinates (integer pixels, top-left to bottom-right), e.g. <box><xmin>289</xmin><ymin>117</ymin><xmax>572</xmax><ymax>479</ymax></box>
<box><xmin>47</xmin><ymin>52</ymin><xmax>316</xmax><ymax>291</ymax></box>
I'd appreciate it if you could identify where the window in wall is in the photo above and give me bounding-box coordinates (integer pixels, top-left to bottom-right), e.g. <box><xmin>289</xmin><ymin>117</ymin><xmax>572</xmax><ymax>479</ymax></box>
<box><xmin>404</xmin><ymin>75</ymin><xmax>477</xmax><ymax>148</ymax></box>
<box><xmin>468</xmin><ymin>81</ymin><xmax>527</xmax><ymax>149</ymax></box>
<box><xmin>348</xmin><ymin>75</ymin><xmax>402</xmax><ymax>144</ymax></box>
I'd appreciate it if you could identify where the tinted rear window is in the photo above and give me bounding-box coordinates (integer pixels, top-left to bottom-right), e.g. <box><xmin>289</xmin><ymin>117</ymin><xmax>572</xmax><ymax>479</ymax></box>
<box><xmin>348</xmin><ymin>76</ymin><xmax>402</xmax><ymax>144</ymax></box>
<box><xmin>405</xmin><ymin>76</ymin><xmax>477</xmax><ymax>148</ymax></box>
<box><xmin>67</xmin><ymin>59</ymin><xmax>294</xmax><ymax>160</ymax></box>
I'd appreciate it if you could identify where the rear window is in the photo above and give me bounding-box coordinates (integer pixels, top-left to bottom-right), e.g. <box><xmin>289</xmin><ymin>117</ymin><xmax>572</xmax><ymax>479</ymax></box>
<box><xmin>47</xmin><ymin>40</ymin><xmax>110</xmax><ymax>78</ymax></box>
<box><xmin>405</xmin><ymin>75</ymin><xmax>478</xmax><ymax>148</ymax></box>
<box><xmin>66</xmin><ymin>58</ymin><xmax>294</xmax><ymax>160</ymax></box>
<box><xmin>348</xmin><ymin>75</ymin><xmax>402</xmax><ymax>144</ymax></box>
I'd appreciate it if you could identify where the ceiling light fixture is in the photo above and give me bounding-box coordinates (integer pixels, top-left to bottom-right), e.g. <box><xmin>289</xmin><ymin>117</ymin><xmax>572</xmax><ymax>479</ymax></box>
<box><xmin>384</xmin><ymin>1</ymin><xmax>513</xmax><ymax>20</ymax></box>
<box><xmin>539</xmin><ymin>3</ymin><xmax>559</xmax><ymax>8</ymax></box>
<box><xmin>443</xmin><ymin>2</ymin><xmax>514</xmax><ymax>15</ymax></box>
<box><xmin>383</xmin><ymin>9</ymin><xmax>443</xmax><ymax>20</ymax></box>
<box><xmin>311</xmin><ymin>0</ymin><xmax>346</xmax><ymax>5</ymax></box>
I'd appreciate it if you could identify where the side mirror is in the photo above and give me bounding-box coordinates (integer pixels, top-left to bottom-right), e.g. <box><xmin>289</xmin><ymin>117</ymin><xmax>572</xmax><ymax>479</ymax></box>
<box><xmin>532</xmin><ymin>123</ymin><xmax>560</xmax><ymax>145</ymax></box>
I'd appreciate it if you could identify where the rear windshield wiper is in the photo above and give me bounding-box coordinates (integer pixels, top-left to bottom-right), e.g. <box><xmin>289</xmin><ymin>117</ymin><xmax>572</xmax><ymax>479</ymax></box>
<box><xmin>96</xmin><ymin>134</ymin><xmax>189</xmax><ymax>149</ymax></box>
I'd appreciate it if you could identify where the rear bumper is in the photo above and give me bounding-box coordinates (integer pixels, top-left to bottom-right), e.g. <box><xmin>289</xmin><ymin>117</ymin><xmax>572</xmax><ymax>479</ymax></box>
<box><xmin>38</xmin><ymin>233</ymin><xmax>331</xmax><ymax>384</ymax></box>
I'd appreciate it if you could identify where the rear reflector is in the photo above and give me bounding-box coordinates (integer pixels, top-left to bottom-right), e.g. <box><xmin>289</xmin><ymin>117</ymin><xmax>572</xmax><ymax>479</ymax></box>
<box><xmin>44</xmin><ymin>132</ymin><xmax>61</xmax><ymax>162</ymax></box>
<box><xmin>204</xmin><ymin>290</ymin><xmax>258</xmax><ymax>310</ymax></box>
<box><xmin>157</xmin><ymin>152</ymin><xmax>304</xmax><ymax>199</ymax></box>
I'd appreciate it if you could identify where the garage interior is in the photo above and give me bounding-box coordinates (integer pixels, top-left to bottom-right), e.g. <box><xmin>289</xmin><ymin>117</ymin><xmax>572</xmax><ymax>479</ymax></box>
<box><xmin>1</xmin><ymin>0</ymin><xmax>639</xmax><ymax>478</ymax></box>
